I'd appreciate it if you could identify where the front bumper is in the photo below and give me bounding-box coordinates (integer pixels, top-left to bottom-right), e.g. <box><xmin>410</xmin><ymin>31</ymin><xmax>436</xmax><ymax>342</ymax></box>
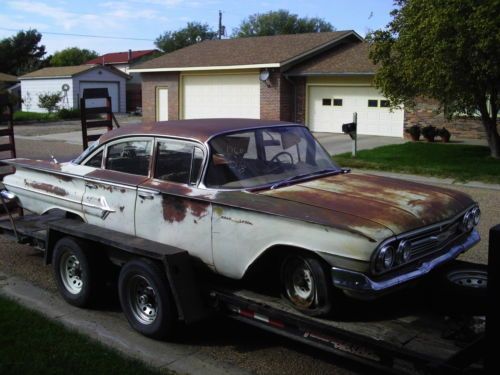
<box><xmin>331</xmin><ymin>229</ymin><xmax>480</xmax><ymax>297</ymax></box>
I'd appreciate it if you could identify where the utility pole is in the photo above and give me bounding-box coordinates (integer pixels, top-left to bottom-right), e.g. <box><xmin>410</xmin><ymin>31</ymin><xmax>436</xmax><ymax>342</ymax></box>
<box><xmin>218</xmin><ymin>10</ymin><xmax>223</xmax><ymax>39</ymax></box>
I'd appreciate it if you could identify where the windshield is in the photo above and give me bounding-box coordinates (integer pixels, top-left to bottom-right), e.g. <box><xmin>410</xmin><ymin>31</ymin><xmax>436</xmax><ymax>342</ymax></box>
<box><xmin>73</xmin><ymin>141</ymin><xmax>99</xmax><ymax>164</ymax></box>
<box><xmin>205</xmin><ymin>126</ymin><xmax>338</xmax><ymax>189</ymax></box>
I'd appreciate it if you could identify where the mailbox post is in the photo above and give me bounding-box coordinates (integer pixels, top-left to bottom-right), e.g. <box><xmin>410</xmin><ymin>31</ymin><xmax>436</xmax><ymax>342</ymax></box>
<box><xmin>342</xmin><ymin>112</ymin><xmax>357</xmax><ymax>157</ymax></box>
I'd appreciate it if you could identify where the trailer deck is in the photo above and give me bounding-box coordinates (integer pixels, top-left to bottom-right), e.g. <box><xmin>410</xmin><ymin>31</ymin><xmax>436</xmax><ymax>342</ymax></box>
<box><xmin>0</xmin><ymin>212</ymin><xmax>488</xmax><ymax>374</ymax></box>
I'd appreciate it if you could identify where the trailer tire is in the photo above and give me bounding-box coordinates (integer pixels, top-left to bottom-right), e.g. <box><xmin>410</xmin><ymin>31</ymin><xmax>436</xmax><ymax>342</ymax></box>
<box><xmin>281</xmin><ymin>254</ymin><xmax>333</xmax><ymax>317</ymax></box>
<box><xmin>119</xmin><ymin>259</ymin><xmax>177</xmax><ymax>339</ymax></box>
<box><xmin>52</xmin><ymin>237</ymin><xmax>97</xmax><ymax>308</ymax></box>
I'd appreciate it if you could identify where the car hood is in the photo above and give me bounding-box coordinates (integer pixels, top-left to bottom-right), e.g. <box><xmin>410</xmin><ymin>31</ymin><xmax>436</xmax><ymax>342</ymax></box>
<box><xmin>259</xmin><ymin>173</ymin><xmax>474</xmax><ymax>234</ymax></box>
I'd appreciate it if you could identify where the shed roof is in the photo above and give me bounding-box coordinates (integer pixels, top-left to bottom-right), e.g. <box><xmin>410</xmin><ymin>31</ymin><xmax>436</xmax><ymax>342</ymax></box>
<box><xmin>131</xmin><ymin>31</ymin><xmax>360</xmax><ymax>72</ymax></box>
<box><xmin>19</xmin><ymin>65</ymin><xmax>130</xmax><ymax>80</ymax></box>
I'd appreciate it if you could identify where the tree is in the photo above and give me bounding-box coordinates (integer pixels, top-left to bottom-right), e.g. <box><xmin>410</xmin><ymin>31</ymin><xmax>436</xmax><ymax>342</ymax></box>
<box><xmin>233</xmin><ymin>10</ymin><xmax>334</xmax><ymax>37</ymax></box>
<box><xmin>38</xmin><ymin>92</ymin><xmax>62</xmax><ymax>113</ymax></box>
<box><xmin>155</xmin><ymin>22</ymin><xmax>217</xmax><ymax>53</ymax></box>
<box><xmin>50</xmin><ymin>47</ymin><xmax>98</xmax><ymax>66</ymax></box>
<box><xmin>368</xmin><ymin>0</ymin><xmax>500</xmax><ymax>158</ymax></box>
<box><xmin>0</xmin><ymin>29</ymin><xmax>47</xmax><ymax>76</ymax></box>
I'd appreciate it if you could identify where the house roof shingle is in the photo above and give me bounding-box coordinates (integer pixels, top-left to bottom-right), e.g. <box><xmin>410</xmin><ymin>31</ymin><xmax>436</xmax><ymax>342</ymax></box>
<box><xmin>86</xmin><ymin>49</ymin><xmax>158</xmax><ymax>65</ymax></box>
<box><xmin>286</xmin><ymin>42</ymin><xmax>376</xmax><ymax>75</ymax></box>
<box><xmin>19</xmin><ymin>65</ymin><xmax>130</xmax><ymax>79</ymax></box>
<box><xmin>132</xmin><ymin>31</ymin><xmax>358</xmax><ymax>71</ymax></box>
<box><xmin>0</xmin><ymin>72</ymin><xmax>18</xmax><ymax>82</ymax></box>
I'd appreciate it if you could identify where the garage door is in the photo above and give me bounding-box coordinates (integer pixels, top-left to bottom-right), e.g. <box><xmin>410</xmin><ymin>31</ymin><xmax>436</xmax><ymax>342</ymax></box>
<box><xmin>308</xmin><ymin>86</ymin><xmax>404</xmax><ymax>137</ymax></box>
<box><xmin>182</xmin><ymin>74</ymin><xmax>260</xmax><ymax>119</ymax></box>
<box><xmin>80</xmin><ymin>81</ymin><xmax>119</xmax><ymax>112</ymax></box>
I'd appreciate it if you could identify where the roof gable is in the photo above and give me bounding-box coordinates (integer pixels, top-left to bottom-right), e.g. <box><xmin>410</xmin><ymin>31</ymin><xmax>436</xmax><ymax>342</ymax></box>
<box><xmin>286</xmin><ymin>42</ymin><xmax>376</xmax><ymax>76</ymax></box>
<box><xmin>132</xmin><ymin>31</ymin><xmax>361</xmax><ymax>72</ymax></box>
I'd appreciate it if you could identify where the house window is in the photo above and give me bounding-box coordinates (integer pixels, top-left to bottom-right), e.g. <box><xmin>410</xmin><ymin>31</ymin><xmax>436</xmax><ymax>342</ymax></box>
<box><xmin>380</xmin><ymin>100</ymin><xmax>390</xmax><ymax>108</ymax></box>
<box><xmin>368</xmin><ymin>99</ymin><xmax>378</xmax><ymax>107</ymax></box>
<box><xmin>333</xmin><ymin>99</ymin><xmax>343</xmax><ymax>107</ymax></box>
<box><xmin>322</xmin><ymin>98</ymin><xmax>332</xmax><ymax>106</ymax></box>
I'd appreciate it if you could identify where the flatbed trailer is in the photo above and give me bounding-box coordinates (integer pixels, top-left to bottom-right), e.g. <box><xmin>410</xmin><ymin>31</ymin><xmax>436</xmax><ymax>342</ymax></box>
<box><xmin>0</xmin><ymin>211</ymin><xmax>494</xmax><ymax>374</ymax></box>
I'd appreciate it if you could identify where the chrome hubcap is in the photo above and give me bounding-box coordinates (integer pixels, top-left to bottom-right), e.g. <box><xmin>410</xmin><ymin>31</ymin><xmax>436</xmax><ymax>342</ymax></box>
<box><xmin>448</xmin><ymin>270</ymin><xmax>487</xmax><ymax>289</ymax></box>
<box><xmin>284</xmin><ymin>257</ymin><xmax>316</xmax><ymax>308</ymax></box>
<box><xmin>60</xmin><ymin>253</ymin><xmax>83</xmax><ymax>294</ymax></box>
<box><xmin>128</xmin><ymin>275</ymin><xmax>158</xmax><ymax>325</ymax></box>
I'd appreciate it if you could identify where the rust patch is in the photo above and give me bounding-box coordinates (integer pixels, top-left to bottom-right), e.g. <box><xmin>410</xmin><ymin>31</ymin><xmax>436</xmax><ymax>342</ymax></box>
<box><xmin>161</xmin><ymin>195</ymin><xmax>209</xmax><ymax>223</ymax></box>
<box><xmin>220</xmin><ymin>216</ymin><xmax>253</xmax><ymax>225</ymax></box>
<box><xmin>119</xmin><ymin>206</ymin><xmax>124</xmax><ymax>212</ymax></box>
<box><xmin>120</xmin><ymin>188</ymin><xmax>126</xmax><ymax>193</ymax></box>
<box><xmin>162</xmin><ymin>196</ymin><xmax>187</xmax><ymax>223</ymax></box>
<box><xmin>24</xmin><ymin>179</ymin><xmax>68</xmax><ymax>197</ymax></box>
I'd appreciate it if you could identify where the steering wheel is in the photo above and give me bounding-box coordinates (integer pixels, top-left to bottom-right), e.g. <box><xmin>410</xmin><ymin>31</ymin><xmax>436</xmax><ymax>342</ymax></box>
<box><xmin>270</xmin><ymin>151</ymin><xmax>294</xmax><ymax>165</ymax></box>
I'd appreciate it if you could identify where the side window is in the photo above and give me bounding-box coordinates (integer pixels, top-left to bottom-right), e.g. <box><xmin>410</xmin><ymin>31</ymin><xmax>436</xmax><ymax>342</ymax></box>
<box><xmin>155</xmin><ymin>141</ymin><xmax>203</xmax><ymax>185</ymax></box>
<box><xmin>85</xmin><ymin>150</ymin><xmax>103</xmax><ymax>168</ymax></box>
<box><xmin>105</xmin><ymin>140</ymin><xmax>152</xmax><ymax>176</ymax></box>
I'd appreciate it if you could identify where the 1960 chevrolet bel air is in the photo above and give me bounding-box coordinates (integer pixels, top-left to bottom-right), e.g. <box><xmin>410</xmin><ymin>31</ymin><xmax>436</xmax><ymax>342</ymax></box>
<box><xmin>1</xmin><ymin>119</ymin><xmax>480</xmax><ymax>316</ymax></box>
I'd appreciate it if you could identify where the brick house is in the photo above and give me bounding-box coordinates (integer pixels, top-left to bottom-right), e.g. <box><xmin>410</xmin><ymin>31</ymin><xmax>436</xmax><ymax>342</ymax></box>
<box><xmin>131</xmin><ymin>32</ymin><xmax>485</xmax><ymax>139</ymax></box>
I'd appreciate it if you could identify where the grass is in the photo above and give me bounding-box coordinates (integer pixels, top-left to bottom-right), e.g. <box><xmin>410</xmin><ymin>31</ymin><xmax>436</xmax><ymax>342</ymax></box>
<box><xmin>13</xmin><ymin>109</ymin><xmax>80</xmax><ymax>122</ymax></box>
<box><xmin>0</xmin><ymin>295</ymin><xmax>166</xmax><ymax>375</ymax></box>
<box><xmin>333</xmin><ymin>142</ymin><xmax>500</xmax><ymax>184</ymax></box>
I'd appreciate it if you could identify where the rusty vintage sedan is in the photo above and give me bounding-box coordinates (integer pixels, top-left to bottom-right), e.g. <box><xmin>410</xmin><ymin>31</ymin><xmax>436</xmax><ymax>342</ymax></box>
<box><xmin>1</xmin><ymin>119</ymin><xmax>480</xmax><ymax>316</ymax></box>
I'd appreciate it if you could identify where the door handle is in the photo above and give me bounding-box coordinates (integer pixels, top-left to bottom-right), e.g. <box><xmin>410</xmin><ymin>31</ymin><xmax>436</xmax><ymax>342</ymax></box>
<box><xmin>85</xmin><ymin>182</ymin><xmax>98</xmax><ymax>189</ymax></box>
<box><xmin>138</xmin><ymin>193</ymin><xmax>155</xmax><ymax>200</ymax></box>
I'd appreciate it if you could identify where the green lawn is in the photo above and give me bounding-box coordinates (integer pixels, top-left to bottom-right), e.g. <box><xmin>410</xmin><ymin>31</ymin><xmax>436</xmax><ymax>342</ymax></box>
<box><xmin>334</xmin><ymin>142</ymin><xmax>500</xmax><ymax>184</ymax></box>
<box><xmin>0</xmin><ymin>295</ymin><xmax>166</xmax><ymax>375</ymax></box>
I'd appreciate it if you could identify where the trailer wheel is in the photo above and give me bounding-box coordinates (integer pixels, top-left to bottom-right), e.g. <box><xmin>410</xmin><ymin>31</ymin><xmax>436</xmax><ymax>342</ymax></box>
<box><xmin>118</xmin><ymin>259</ymin><xmax>177</xmax><ymax>339</ymax></box>
<box><xmin>53</xmin><ymin>237</ymin><xmax>97</xmax><ymax>307</ymax></box>
<box><xmin>281</xmin><ymin>254</ymin><xmax>333</xmax><ymax>317</ymax></box>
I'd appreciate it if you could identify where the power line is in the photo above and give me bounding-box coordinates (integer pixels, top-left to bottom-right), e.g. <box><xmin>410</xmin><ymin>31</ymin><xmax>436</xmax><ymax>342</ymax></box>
<box><xmin>0</xmin><ymin>27</ymin><xmax>154</xmax><ymax>42</ymax></box>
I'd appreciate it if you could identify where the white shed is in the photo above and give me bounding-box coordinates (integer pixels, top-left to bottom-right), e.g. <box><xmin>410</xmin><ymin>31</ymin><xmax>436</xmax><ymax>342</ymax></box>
<box><xmin>19</xmin><ymin>65</ymin><xmax>130</xmax><ymax>113</ymax></box>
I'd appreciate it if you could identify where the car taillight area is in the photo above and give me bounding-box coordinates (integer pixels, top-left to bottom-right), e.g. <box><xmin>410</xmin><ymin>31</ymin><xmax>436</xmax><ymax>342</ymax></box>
<box><xmin>372</xmin><ymin>206</ymin><xmax>480</xmax><ymax>275</ymax></box>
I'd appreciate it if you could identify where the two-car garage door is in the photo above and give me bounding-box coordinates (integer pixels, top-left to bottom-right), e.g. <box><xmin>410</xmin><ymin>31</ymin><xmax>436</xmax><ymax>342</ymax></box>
<box><xmin>308</xmin><ymin>86</ymin><xmax>404</xmax><ymax>137</ymax></box>
<box><xmin>182</xmin><ymin>74</ymin><xmax>260</xmax><ymax>119</ymax></box>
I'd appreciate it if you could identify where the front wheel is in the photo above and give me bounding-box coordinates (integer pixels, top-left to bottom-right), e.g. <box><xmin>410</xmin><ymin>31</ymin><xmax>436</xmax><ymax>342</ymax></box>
<box><xmin>280</xmin><ymin>254</ymin><xmax>333</xmax><ymax>317</ymax></box>
<box><xmin>118</xmin><ymin>259</ymin><xmax>178</xmax><ymax>339</ymax></box>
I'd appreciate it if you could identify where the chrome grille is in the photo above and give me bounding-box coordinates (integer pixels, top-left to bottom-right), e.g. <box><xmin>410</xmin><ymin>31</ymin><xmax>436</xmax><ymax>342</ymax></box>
<box><xmin>406</xmin><ymin>220</ymin><xmax>462</xmax><ymax>261</ymax></box>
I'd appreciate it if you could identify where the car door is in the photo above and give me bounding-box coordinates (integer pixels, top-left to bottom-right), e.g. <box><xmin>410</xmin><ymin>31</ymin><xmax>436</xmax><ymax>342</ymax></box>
<box><xmin>135</xmin><ymin>138</ymin><xmax>214</xmax><ymax>267</ymax></box>
<box><xmin>81</xmin><ymin>137</ymin><xmax>153</xmax><ymax>235</ymax></box>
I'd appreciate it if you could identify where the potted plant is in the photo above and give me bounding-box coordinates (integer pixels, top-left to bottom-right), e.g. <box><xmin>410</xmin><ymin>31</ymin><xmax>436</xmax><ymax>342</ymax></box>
<box><xmin>404</xmin><ymin>125</ymin><xmax>421</xmax><ymax>141</ymax></box>
<box><xmin>438</xmin><ymin>127</ymin><xmax>451</xmax><ymax>143</ymax></box>
<box><xmin>421</xmin><ymin>125</ymin><xmax>437</xmax><ymax>142</ymax></box>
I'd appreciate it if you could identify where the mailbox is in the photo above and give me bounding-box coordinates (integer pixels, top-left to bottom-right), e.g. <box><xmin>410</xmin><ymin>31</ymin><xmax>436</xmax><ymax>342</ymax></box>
<box><xmin>342</xmin><ymin>122</ymin><xmax>357</xmax><ymax>140</ymax></box>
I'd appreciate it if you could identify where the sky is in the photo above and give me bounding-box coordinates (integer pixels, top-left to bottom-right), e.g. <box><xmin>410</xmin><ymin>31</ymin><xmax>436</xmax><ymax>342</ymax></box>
<box><xmin>0</xmin><ymin>0</ymin><xmax>396</xmax><ymax>55</ymax></box>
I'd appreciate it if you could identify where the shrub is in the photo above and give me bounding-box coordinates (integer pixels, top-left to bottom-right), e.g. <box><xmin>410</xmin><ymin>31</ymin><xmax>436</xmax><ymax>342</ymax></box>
<box><xmin>421</xmin><ymin>125</ymin><xmax>437</xmax><ymax>142</ymax></box>
<box><xmin>58</xmin><ymin>108</ymin><xmax>80</xmax><ymax>119</ymax></box>
<box><xmin>13</xmin><ymin>111</ymin><xmax>58</xmax><ymax>122</ymax></box>
<box><xmin>404</xmin><ymin>125</ymin><xmax>421</xmax><ymax>141</ymax></box>
<box><xmin>38</xmin><ymin>92</ymin><xmax>62</xmax><ymax>113</ymax></box>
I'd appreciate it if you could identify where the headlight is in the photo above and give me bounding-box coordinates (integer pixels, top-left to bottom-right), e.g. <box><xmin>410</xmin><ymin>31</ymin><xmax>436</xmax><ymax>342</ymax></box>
<box><xmin>397</xmin><ymin>240</ymin><xmax>412</xmax><ymax>264</ymax></box>
<box><xmin>471</xmin><ymin>207</ymin><xmax>481</xmax><ymax>226</ymax></box>
<box><xmin>462</xmin><ymin>211</ymin><xmax>474</xmax><ymax>231</ymax></box>
<box><xmin>376</xmin><ymin>245</ymin><xmax>395</xmax><ymax>272</ymax></box>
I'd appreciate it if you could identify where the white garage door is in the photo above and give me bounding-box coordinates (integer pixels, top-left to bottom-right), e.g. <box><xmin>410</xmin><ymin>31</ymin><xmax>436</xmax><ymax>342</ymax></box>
<box><xmin>80</xmin><ymin>81</ymin><xmax>119</xmax><ymax>112</ymax></box>
<box><xmin>308</xmin><ymin>86</ymin><xmax>404</xmax><ymax>137</ymax></box>
<box><xmin>182</xmin><ymin>74</ymin><xmax>260</xmax><ymax>119</ymax></box>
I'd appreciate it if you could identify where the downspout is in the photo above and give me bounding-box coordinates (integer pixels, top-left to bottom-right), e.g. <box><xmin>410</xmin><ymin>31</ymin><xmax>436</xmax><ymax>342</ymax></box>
<box><xmin>283</xmin><ymin>74</ymin><xmax>297</xmax><ymax>123</ymax></box>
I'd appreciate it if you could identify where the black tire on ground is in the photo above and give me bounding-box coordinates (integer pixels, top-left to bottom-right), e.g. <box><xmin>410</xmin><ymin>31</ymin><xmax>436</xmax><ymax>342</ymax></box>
<box><xmin>118</xmin><ymin>258</ymin><xmax>178</xmax><ymax>339</ymax></box>
<box><xmin>280</xmin><ymin>253</ymin><xmax>334</xmax><ymax>317</ymax></box>
<box><xmin>52</xmin><ymin>237</ymin><xmax>97</xmax><ymax>308</ymax></box>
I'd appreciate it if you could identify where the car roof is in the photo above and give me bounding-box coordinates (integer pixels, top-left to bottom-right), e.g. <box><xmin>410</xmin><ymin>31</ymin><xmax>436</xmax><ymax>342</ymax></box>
<box><xmin>98</xmin><ymin>118</ymin><xmax>300</xmax><ymax>144</ymax></box>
